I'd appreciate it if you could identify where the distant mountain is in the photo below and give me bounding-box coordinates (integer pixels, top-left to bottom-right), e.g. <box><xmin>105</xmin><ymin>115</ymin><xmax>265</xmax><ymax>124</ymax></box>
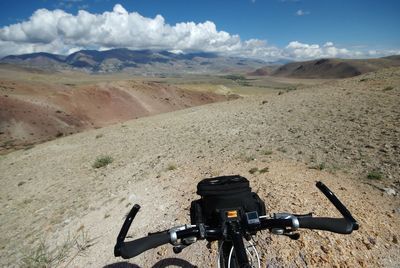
<box><xmin>247</xmin><ymin>66</ymin><xmax>274</xmax><ymax>76</ymax></box>
<box><xmin>0</xmin><ymin>48</ymin><xmax>267</xmax><ymax>74</ymax></box>
<box><xmin>269</xmin><ymin>56</ymin><xmax>400</xmax><ymax>79</ymax></box>
<box><xmin>2</xmin><ymin>52</ymin><xmax>67</xmax><ymax>68</ymax></box>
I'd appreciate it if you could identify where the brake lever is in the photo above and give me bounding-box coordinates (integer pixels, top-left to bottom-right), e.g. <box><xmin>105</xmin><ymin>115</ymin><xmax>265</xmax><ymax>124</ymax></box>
<box><xmin>271</xmin><ymin>213</ymin><xmax>300</xmax><ymax>239</ymax></box>
<box><xmin>316</xmin><ymin>181</ymin><xmax>359</xmax><ymax>230</ymax></box>
<box><xmin>283</xmin><ymin>232</ymin><xmax>300</xmax><ymax>240</ymax></box>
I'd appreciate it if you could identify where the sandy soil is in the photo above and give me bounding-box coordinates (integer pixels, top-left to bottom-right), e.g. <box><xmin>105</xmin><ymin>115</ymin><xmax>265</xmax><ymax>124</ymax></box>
<box><xmin>0</xmin><ymin>68</ymin><xmax>399</xmax><ymax>267</ymax></box>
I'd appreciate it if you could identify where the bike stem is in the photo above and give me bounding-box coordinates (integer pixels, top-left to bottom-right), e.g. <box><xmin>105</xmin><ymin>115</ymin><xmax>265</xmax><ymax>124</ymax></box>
<box><xmin>227</xmin><ymin>221</ymin><xmax>252</xmax><ymax>268</ymax></box>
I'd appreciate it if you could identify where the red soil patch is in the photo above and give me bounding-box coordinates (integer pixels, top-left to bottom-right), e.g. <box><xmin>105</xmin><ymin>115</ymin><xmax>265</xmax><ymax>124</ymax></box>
<box><xmin>0</xmin><ymin>79</ymin><xmax>233</xmax><ymax>153</ymax></box>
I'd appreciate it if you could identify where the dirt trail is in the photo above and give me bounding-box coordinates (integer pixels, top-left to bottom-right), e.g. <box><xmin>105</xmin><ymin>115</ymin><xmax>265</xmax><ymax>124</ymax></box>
<box><xmin>0</xmin><ymin>68</ymin><xmax>399</xmax><ymax>267</ymax></box>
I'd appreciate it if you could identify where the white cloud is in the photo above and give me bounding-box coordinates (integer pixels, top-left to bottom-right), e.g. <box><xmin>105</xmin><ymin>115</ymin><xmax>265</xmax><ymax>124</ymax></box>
<box><xmin>113</xmin><ymin>4</ymin><xmax>128</xmax><ymax>15</ymax></box>
<box><xmin>284</xmin><ymin>41</ymin><xmax>355</xmax><ymax>59</ymax></box>
<box><xmin>296</xmin><ymin>10</ymin><xmax>310</xmax><ymax>16</ymax></box>
<box><xmin>323</xmin><ymin>42</ymin><xmax>334</xmax><ymax>47</ymax></box>
<box><xmin>0</xmin><ymin>4</ymin><xmax>398</xmax><ymax>61</ymax></box>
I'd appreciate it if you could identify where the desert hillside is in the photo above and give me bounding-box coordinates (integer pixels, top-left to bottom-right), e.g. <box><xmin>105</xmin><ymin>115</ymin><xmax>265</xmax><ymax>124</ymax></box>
<box><xmin>247</xmin><ymin>66</ymin><xmax>275</xmax><ymax>76</ymax></box>
<box><xmin>0</xmin><ymin>68</ymin><xmax>399</xmax><ymax>267</ymax></box>
<box><xmin>0</xmin><ymin>65</ymin><xmax>234</xmax><ymax>154</ymax></box>
<box><xmin>252</xmin><ymin>55</ymin><xmax>400</xmax><ymax>79</ymax></box>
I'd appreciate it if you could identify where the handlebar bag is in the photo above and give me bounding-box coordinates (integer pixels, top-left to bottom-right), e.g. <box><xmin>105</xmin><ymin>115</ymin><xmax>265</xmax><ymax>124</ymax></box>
<box><xmin>190</xmin><ymin>175</ymin><xmax>266</xmax><ymax>228</ymax></box>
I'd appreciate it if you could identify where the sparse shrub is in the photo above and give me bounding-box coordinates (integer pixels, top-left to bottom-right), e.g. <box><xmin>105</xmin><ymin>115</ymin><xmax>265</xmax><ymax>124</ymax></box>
<box><xmin>167</xmin><ymin>163</ymin><xmax>177</xmax><ymax>171</ymax></box>
<box><xmin>383</xmin><ymin>86</ymin><xmax>393</xmax><ymax>91</ymax></box>
<box><xmin>259</xmin><ymin>167</ymin><xmax>269</xmax><ymax>173</ymax></box>
<box><xmin>95</xmin><ymin>134</ymin><xmax>103</xmax><ymax>139</ymax></box>
<box><xmin>238</xmin><ymin>80</ymin><xmax>251</xmax><ymax>87</ymax></box>
<box><xmin>24</xmin><ymin>144</ymin><xmax>35</xmax><ymax>150</ymax></box>
<box><xmin>238</xmin><ymin>153</ymin><xmax>256</xmax><ymax>162</ymax></box>
<box><xmin>262</xmin><ymin>150</ymin><xmax>273</xmax><ymax>155</ymax></box>
<box><xmin>224</xmin><ymin>74</ymin><xmax>252</xmax><ymax>86</ymax></box>
<box><xmin>74</xmin><ymin>230</ymin><xmax>95</xmax><ymax>253</ymax></box>
<box><xmin>20</xmin><ymin>239</ymin><xmax>73</xmax><ymax>268</ymax></box>
<box><xmin>244</xmin><ymin>155</ymin><xmax>256</xmax><ymax>162</ymax></box>
<box><xmin>249</xmin><ymin>167</ymin><xmax>258</xmax><ymax>174</ymax></box>
<box><xmin>367</xmin><ymin>170</ymin><xmax>383</xmax><ymax>180</ymax></box>
<box><xmin>309</xmin><ymin>163</ymin><xmax>326</xmax><ymax>170</ymax></box>
<box><xmin>277</xmin><ymin>147</ymin><xmax>287</xmax><ymax>153</ymax></box>
<box><xmin>224</xmin><ymin>74</ymin><xmax>246</xmax><ymax>81</ymax></box>
<box><xmin>2</xmin><ymin>140</ymin><xmax>14</xmax><ymax>147</ymax></box>
<box><xmin>92</xmin><ymin>155</ymin><xmax>113</xmax><ymax>168</ymax></box>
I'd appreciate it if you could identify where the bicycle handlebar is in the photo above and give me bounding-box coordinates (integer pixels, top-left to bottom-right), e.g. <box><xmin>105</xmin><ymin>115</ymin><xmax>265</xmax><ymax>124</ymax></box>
<box><xmin>116</xmin><ymin>214</ymin><xmax>356</xmax><ymax>258</ymax></box>
<box><xmin>119</xmin><ymin>232</ymin><xmax>170</xmax><ymax>259</ymax></box>
<box><xmin>114</xmin><ymin>181</ymin><xmax>359</xmax><ymax>259</ymax></box>
<box><xmin>297</xmin><ymin>217</ymin><xmax>354</xmax><ymax>234</ymax></box>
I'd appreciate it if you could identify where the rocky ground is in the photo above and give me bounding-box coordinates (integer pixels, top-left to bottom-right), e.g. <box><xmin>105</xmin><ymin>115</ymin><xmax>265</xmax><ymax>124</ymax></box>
<box><xmin>0</xmin><ymin>67</ymin><xmax>399</xmax><ymax>267</ymax></box>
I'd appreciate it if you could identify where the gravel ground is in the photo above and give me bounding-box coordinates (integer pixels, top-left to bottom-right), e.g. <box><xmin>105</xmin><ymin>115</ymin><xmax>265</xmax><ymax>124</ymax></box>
<box><xmin>0</xmin><ymin>68</ymin><xmax>399</xmax><ymax>267</ymax></box>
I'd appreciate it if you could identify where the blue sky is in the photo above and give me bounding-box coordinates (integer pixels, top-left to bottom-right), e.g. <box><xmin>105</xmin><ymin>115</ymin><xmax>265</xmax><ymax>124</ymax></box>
<box><xmin>0</xmin><ymin>0</ymin><xmax>399</xmax><ymax>60</ymax></box>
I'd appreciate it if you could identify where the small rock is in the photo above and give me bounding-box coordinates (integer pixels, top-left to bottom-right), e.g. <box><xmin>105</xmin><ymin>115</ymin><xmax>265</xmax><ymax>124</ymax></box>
<box><xmin>368</xmin><ymin>237</ymin><xmax>377</xmax><ymax>245</ymax></box>
<box><xmin>383</xmin><ymin>188</ymin><xmax>396</xmax><ymax>196</ymax></box>
<box><xmin>128</xmin><ymin>194</ymin><xmax>136</xmax><ymax>202</ymax></box>
<box><xmin>157</xmin><ymin>247</ymin><xmax>167</xmax><ymax>256</ymax></box>
<box><xmin>363</xmin><ymin>237</ymin><xmax>376</xmax><ymax>250</ymax></box>
<box><xmin>17</xmin><ymin>181</ymin><xmax>25</xmax><ymax>187</ymax></box>
<box><xmin>320</xmin><ymin>245</ymin><xmax>329</xmax><ymax>254</ymax></box>
<box><xmin>393</xmin><ymin>235</ymin><xmax>398</xmax><ymax>244</ymax></box>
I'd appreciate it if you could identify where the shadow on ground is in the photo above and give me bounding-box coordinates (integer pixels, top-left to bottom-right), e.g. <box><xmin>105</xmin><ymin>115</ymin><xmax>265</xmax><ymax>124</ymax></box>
<box><xmin>104</xmin><ymin>258</ymin><xmax>198</xmax><ymax>268</ymax></box>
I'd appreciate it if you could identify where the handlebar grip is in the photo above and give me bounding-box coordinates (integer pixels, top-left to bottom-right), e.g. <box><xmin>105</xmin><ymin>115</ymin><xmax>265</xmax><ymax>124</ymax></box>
<box><xmin>298</xmin><ymin>217</ymin><xmax>355</xmax><ymax>234</ymax></box>
<box><xmin>119</xmin><ymin>232</ymin><xmax>170</xmax><ymax>259</ymax></box>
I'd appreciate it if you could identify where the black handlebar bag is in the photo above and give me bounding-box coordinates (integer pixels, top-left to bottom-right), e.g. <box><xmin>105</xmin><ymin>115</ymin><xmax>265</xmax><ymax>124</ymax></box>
<box><xmin>190</xmin><ymin>175</ymin><xmax>266</xmax><ymax>228</ymax></box>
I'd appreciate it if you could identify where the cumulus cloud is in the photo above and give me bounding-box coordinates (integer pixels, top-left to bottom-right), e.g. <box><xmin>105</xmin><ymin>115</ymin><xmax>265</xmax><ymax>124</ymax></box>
<box><xmin>0</xmin><ymin>4</ymin><xmax>398</xmax><ymax>61</ymax></box>
<box><xmin>284</xmin><ymin>41</ymin><xmax>354</xmax><ymax>59</ymax></box>
<box><xmin>0</xmin><ymin>5</ymin><xmax>244</xmax><ymax>56</ymax></box>
<box><xmin>296</xmin><ymin>10</ymin><xmax>310</xmax><ymax>16</ymax></box>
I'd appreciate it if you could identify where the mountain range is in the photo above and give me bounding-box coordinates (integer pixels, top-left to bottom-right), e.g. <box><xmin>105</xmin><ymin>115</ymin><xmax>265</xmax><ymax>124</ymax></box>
<box><xmin>0</xmin><ymin>48</ymin><xmax>267</xmax><ymax>75</ymax></box>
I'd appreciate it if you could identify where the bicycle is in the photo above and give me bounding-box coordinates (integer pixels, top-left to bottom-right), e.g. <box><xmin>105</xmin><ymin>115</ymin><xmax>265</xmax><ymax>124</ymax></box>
<box><xmin>114</xmin><ymin>175</ymin><xmax>359</xmax><ymax>267</ymax></box>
